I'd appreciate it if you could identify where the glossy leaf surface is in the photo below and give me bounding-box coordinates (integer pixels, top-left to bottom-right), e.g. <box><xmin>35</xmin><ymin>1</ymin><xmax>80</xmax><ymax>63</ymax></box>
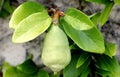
<box><xmin>9</xmin><ymin>1</ymin><xmax>46</xmax><ymax>29</ymax></box>
<box><xmin>12</xmin><ymin>12</ymin><xmax>52</xmax><ymax>43</ymax></box>
<box><xmin>61</xmin><ymin>8</ymin><xmax>105</xmax><ymax>53</ymax></box>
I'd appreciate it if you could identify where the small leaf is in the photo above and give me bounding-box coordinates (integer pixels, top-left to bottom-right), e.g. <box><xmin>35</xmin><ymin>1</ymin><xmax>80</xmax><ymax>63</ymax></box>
<box><xmin>85</xmin><ymin>0</ymin><xmax>112</xmax><ymax>4</ymax></box>
<box><xmin>81</xmin><ymin>67</ymin><xmax>90</xmax><ymax>77</ymax></box>
<box><xmin>37</xmin><ymin>69</ymin><xmax>49</xmax><ymax>77</ymax></box>
<box><xmin>76</xmin><ymin>52</ymin><xmax>90</xmax><ymax>68</ymax></box>
<box><xmin>17</xmin><ymin>59</ymin><xmax>38</xmax><ymax>75</ymax></box>
<box><xmin>104</xmin><ymin>41</ymin><xmax>116</xmax><ymax>58</ymax></box>
<box><xmin>114</xmin><ymin>0</ymin><xmax>120</xmax><ymax>6</ymax></box>
<box><xmin>90</xmin><ymin>12</ymin><xmax>101</xmax><ymax>26</ymax></box>
<box><xmin>3</xmin><ymin>66</ymin><xmax>29</xmax><ymax>77</ymax></box>
<box><xmin>9</xmin><ymin>1</ymin><xmax>46</xmax><ymax>29</ymax></box>
<box><xmin>99</xmin><ymin>2</ymin><xmax>114</xmax><ymax>26</ymax></box>
<box><xmin>12</xmin><ymin>12</ymin><xmax>52</xmax><ymax>43</ymax></box>
<box><xmin>61</xmin><ymin>8</ymin><xmax>105</xmax><ymax>53</ymax></box>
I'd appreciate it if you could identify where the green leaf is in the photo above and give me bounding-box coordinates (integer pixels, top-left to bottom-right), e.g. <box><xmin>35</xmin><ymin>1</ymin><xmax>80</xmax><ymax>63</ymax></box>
<box><xmin>17</xmin><ymin>59</ymin><xmax>38</xmax><ymax>75</ymax></box>
<box><xmin>3</xmin><ymin>66</ymin><xmax>29</xmax><ymax>77</ymax></box>
<box><xmin>9</xmin><ymin>1</ymin><xmax>46</xmax><ymax>29</ymax></box>
<box><xmin>63</xmin><ymin>53</ymin><xmax>91</xmax><ymax>77</ymax></box>
<box><xmin>37</xmin><ymin>69</ymin><xmax>49</xmax><ymax>77</ymax></box>
<box><xmin>90</xmin><ymin>12</ymin><xmax>101</xmax><ymax>26</ymax></box>
<box><xmin>31</xmin><ymin>69</ymin><xmax>49</xmax><ymax>77</ymax></box>
<box><xmin>95</xmin><ymin>55</ymin><xmax>119</xmax><ymax>73</ymax></box>
<box><xmin>114</xmin><ymin>0</ymin><xmax>120</xmax><ymax>6</ymax></box>
<box><xmin>104</xmin><ymin>41</ymin><xmax>116</xmax><ymax>58</ymax></box>
<box><xmin>95</xmin><ymin>68</ymin><xmax>112</xmax><ymax>76</ymax></box>
<box><xmin>12</xmin><ymin>12</ymin><xmax>52</xmax><ymax>43</ymax></box>
<box><xmin>61</xmin><ymin>8</ymin><xmax>105</xmax><ymax>53</ymax></box>
<box><xmin>85</xmin><ymin>0</ymin><xmax>112</xmax><ymax>4</ymax></box>
<box><xmin>2</xmin><ymin>0</ymin><xmax>14</xmax><ymax>13</ymax></box>
<box><xmin>81</xmin><ymin>67</ymin><xmax>90</xmax><ymax>77</ymax></box>
<box><xmin>99</xmin><ymin>2</ymin><xmax>114</xmax><ymax>26</ymax></box>
<box><xmin>76</xmin><ymin>52</ymin><xmax>90</xmax><ymax>68</ymax></box>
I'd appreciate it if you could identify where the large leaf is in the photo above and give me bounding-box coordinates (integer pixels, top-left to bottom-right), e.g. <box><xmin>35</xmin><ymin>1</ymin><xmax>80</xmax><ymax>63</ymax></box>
<box><xmin>61</xmin><ymin>8</ymin><xmax>105</xmax><ymax>53</ymax></box>
<box><xmin>104</xmin><ymin>41</ymin><xmax>116</xmax><ymax>58</ymax></box>
<box><xmin>3</xmin><ymin>66</ymin><xmax>29</xmax><ymax>77</ymax></box>
<box><xmin>9</xmin><ymin>1</ymin><xmax>46</xmax><ymax>29</ymax></box>
<box><xmin>99</xmin><ymin>2</ymin><xmax>114</xmax><ymax>26</ymax></box>
<box><xmin>114</xmin><ymin>0</ymin><xmax>120</xmax><ymax>6</ymax></box>
<box><xmin>17</xmin><ymin>59</ymin><xmax>38</xmax><ymax>75</ymax></box>
<box><xmin>85</xmin><ymin>0</ymin><xmax>111</xmax><ymax>4</ymax></box>
<box><xmin>12</xmin><ymin>12</ymin><xmax>52</xmax><ymax>43</ymax></box>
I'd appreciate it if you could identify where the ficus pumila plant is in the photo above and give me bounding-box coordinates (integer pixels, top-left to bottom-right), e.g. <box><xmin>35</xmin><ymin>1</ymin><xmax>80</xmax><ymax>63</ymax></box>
<box><xmin>3</xmin><ymin>0</ymin><xmax>120</xmax><ymax>77</ymax></box>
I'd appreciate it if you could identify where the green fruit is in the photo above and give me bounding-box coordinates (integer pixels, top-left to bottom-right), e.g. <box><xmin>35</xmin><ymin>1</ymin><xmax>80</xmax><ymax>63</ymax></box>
<box><xmin>41</xmin><ymin>24</ymin><xmax>71</xmax><ymax>74</ymax></box>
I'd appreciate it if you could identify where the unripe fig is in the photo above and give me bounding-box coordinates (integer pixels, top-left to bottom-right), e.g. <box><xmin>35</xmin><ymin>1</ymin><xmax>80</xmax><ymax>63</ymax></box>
<box><xmin>41</xmin><ymin>24</ymin><xmax>71</xmax><ymax>74</ymax></box>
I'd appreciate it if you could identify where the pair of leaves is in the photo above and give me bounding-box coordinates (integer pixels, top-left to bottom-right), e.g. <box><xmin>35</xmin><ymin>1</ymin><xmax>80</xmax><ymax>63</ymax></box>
<box><xmin>61</xmin><ymin>8</ymin><xmax>105</xmax><ymax>53</ymax></box>
<box><xmin>9</xmin><ymin>1</ymin><xmax>52</xmax><ymax>43</ymax></box>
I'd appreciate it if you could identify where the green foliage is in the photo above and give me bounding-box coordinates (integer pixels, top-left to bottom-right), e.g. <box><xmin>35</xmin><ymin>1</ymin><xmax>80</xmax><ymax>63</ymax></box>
<box><xmin>7</xmin><ymin>0</ymin><xmax>120</xmax><ymax>77</ymax></box>
<box><xmin>9</xmin><ymin>1</ymin><xmax>46</xmax><ymax>29</ymax></box>
<box><xmin>61</xmin><ymin>8</ymin><xmax>105</xmax><ymax>53</ymax></box>
<box><xmin>17</xmin><ymin>59</ymin><xmax>38</xmax><ymax>75</ymax></box>
<box><xmin>12</xmin><ymin>12</ymin><xmax>52</xmax><ymax>43</ymax></box>
<box><xmin>0</xmin><ymin>0</ymin><xmax>14</xmax><ymax>18</ymax></box>
<box><xmin>114</xmin><ymin>0</ymin><xmax>120</xmax><ymax>6</ymax></box>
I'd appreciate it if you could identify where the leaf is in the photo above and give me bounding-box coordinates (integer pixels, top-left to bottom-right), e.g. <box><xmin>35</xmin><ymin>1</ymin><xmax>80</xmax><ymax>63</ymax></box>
<box><xmin>9</xmin><ymin>1</ymin><xmax>46</xmax><ymax>29</ymax></box>
<box><xmin>3</xmin><ymin>66</ymin><xmax>29</xmax><ymax>77</ymax></box>
<box><xmin>95</xmin><ymin>68</ymin><xmax>112</xmax><ymax>76</ymax></box>
<box><xmin>114</xmin><ymin>0</ymin><xmax>120</xmax><ymax>6</ymax></box>
<box><xmin>12</xmin><ymin>12</ymin><xmax>52</xmax><ymax>43</ymax></box>
<box><xmin>76</xmin><ymin>52</ymin><xmax>90</xmax><ymax>68</ymax></box>
<box><xmin>2</xmin><ymin>0</ymin><xmax>14</xmax><ymax>13</ymax></box>
<box><xmin>17</xmin><ymin>59</ymin><xmax>38</xmax><ymax>75</ymax></box>
<box><xmin>104</xmin><ymin>41</ymin><xmax>116</xmax><ymax>58</ymax></box>
<box><xmin>85</xmin><ymin>0</ymin><xmax>112</xmax><ymax>4</ymax></box>
<box><xmin>90</xmin><ymin>12</ymin><xmax>101</xmax><ymax>26</ymax></box>
<box><xmin>31</xmin><ymin>69</ymin><xmax>49</xmax><ymax>77</ymax></box>
<box><xmin>63</xmin><ymin>53</ymin><xmax>91</xmax><ymax>77</ymax></box>
<box><xmin>37</xmin><ymin>69</ymin><xmax>49</xmax><ymax>77</ymax></box>
<box><xmin>94</xmin><ymin>55</ymin><xmax>119</xmax><ymax>73</ymax></box>
<box><xmin>99</xmin><ymin>2</ymin><xmax>114</xmax><ymax>26</ymax></box>
<box><xmin>81</xmin><ymin>67</ymin><xmax>90</xmax><ymax>77</ymax></box>
<box><xmin>61</xmin><ymin>8</ymin><xmax>105</xmax><ymax>53</ymax></box>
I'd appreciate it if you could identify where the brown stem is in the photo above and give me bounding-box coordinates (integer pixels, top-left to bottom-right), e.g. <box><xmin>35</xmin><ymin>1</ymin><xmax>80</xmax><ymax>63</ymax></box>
<box><xmin>48</xmin><ymin>8</ymin><xmax>65</xmax><ymax>25</ymax></box>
